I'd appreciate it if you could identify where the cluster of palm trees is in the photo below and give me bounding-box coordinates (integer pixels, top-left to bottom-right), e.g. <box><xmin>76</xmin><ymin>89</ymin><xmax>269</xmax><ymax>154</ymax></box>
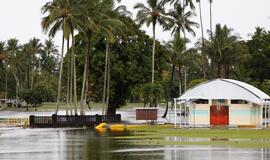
<box><xmin>41</xmin><ymin>0</ymin><xmax>130</xmax><ymax>115</ymax></box>
<box><xmin>134</xmin><ymin>0</ymin><xmax>215</xmax><ymax>94</ymax></box>
<box><xmin>0</xmin><ymin>38</ymin><xmax>58</xmax><ymax>108</ymax></box>
<box><xmin>40</xmin><ymin>0</ymin><xmax>218</xmax><ymax>114</ymax></box>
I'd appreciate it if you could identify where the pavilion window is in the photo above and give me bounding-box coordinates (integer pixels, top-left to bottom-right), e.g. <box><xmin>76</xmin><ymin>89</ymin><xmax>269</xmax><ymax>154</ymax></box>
<box><xmin>212</xmin><ymin>99</ymin><xmax>228</xmax><ymax>105</ymax></box>
<box><xmin>231</xmin><ymin>99</ymin><xmax>248</xmax><ymax>104</ymax></box>
<box><xmin>194</xmin><ymin>99</ymin><xmax>209</xmax><ymax>104</ymax></box>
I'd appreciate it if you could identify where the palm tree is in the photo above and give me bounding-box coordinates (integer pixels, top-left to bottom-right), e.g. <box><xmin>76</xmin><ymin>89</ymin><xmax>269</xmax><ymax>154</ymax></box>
<box><xmin>166</xmin><ymin>3</ymin><xmax>198</xmax><ymax>94</ymax></box>
<box><xmin>167</xmin><ymin>4</ymin><xmax>199</xmax><ymax>38</ymax></box>
<box><xmin>203</xmin><ymin>24</ymin><xmax>239</xmax><ymax>78</ymax></box>
<box><xmin>78</xmin><ymin>0</ymin><xmax>115</xmax><ymax>115</ymax></box>
<box><xmin>41</xmin><ymin>39</ymin><xmax>58</xmax><ymax>88</ymax></box>
<box><xmin>28</xmin><ymin>38</ymin><xmax>43</xmax><ymax>89</ymax></box>
<box><xmin>41</xmin><ymin>0</ymin><xmax>82</xmax><ymax>115</ymax></box>
<box><xmin>6</xmin><ymin>39</ymin><xmax>21</xmax><ymax>108</ymax></box>
<box><xmin>101</xmin><ymin>2</ymin><xmax>129</xmax><ymax>115</ymax></box>
<box><xmin>163</xmin><ymin>34</ymin><xmax>202</xmax><ymax>118</ymax></box>
<box><xmin>166</xmin><ymin>34</ymin><xmax>189</xmax><ymax>96</ymax></box>
<box><xmin>134</xmin><ymin>0</ymin><xmax>170</xmax><ymax>83</ymax></box>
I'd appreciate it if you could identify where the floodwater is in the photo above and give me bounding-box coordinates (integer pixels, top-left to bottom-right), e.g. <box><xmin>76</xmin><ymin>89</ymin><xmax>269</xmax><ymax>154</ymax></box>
<box><xmin>1</xmin><ymin>110</ymin><xmax>270</xmax><ymax>160</ymax></box>
<box><xmin>0</xmin><ymin>127</ymin><xmax>270</xmax><ymax>160</ymax></box>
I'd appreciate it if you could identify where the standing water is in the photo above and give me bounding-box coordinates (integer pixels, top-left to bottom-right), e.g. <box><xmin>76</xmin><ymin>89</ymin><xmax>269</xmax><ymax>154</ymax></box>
<box><xmin>0</xmin><ymin>128</ymin><xmax>270</xmax><ymax>160</ymax></box>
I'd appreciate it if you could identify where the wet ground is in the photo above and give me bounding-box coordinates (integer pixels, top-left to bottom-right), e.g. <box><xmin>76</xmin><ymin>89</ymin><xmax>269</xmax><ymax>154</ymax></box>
<box><xmin>0</xmin><ymin>127</ymin><xmax>270</xmax><ymax>160</ymax></box>
<box><xmin>0</xmin><ymin>109</ymin><xmax>270</xmax><ymax>159</ymax></box>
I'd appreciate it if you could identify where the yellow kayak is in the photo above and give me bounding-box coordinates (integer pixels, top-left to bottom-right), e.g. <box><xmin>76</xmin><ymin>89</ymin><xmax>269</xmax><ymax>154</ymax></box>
<box><xmin>95</xmin><ymin>123</ymin><xmax>145</xmax><ymax>132</ymax></box>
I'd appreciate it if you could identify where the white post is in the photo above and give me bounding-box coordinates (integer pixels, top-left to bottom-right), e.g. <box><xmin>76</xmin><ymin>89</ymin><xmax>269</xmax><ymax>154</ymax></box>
<box><xmin>180</xmin><ymin>102</ymin><xmax>182</xmax><ymax>128</ymax></box>
<box><xmin>260</xmin><ymin>101</ymin><xmax>263</xmax><ymax>128</ymax></box>
<box><xmin>264</xmin><ymin>102</ymin><xmax>267</xmax><ymax>128</ymax></box>
<box><xmin>193</xmin><ymin>102</ymin><xmax>195</xmax><ymax>128</ymax></box>
<box><xmin>169</xmin><ymin>102</ymin><xmax>171</xmax><ymax>122</ymax></box>
<box><xmin>267</xmin><ymin>102</ymin><xmax>270</xmax><ymax>128</ymax></box>
<box><xmin>174</xmin><ymin>98</ymin><xmax>176</xmax><ymax>129</ymax></box>
<box><xmin>258</xmin><ymin>106</ymin><xmax>260</xmax><ymax>127</ymax></box>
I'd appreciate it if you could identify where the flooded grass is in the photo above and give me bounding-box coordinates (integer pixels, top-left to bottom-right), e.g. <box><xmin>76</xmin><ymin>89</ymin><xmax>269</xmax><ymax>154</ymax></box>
<box><xmin>114</xmin><ymin>125</ymin><xmax>270</xmax><ymax>148</ymax></box>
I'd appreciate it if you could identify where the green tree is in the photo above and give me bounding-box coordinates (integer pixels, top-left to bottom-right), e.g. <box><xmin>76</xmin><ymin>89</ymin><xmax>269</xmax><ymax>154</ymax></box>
<box><xmin>42</xmin><ymin>0</ymin><xmax>83</xmax><ymax>115</ymax></box>
<box><xmin>203</xmin><ymin>24</ymin><xmax>246</xmax><ymax>78</ymax></box>
<box><xmin>134</xmin><ymin>0</ymin><xmax>170</xmax><ymax>83</ymax></box>
<box><xmin>6</xmin><ymin>39</ymin><xmax>21</xmax><ymax>107</ymax></box>
<box><xmin>167</xmin><ymin>4</ymin><xmax>199</xmax><ymax>38</ymax></box>
<box><xmin>41</xmin><ymin>39</ymin><xmax>58</xmax><ymax>89</ymax></box>
<box><xmin>247</xmin><ymin>27</ymin><xmax>270</xmax><ymax>85</ymax></box>
<box><xmin>28</xmin><ymin>38</ymin><xmax>43</xmax><ymax>89</ymax></box>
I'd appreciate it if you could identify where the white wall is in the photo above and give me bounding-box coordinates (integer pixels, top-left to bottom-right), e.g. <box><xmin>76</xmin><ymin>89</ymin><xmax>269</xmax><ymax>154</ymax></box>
<box><xmin>189</xmin><ymin>100</ymin><xmax>261</xmax><ymax>127</ymax></box>
<box><xmin>190</xmin><ymin>104</ymin><xmax>210</xmax><ymax>126</ymax></box>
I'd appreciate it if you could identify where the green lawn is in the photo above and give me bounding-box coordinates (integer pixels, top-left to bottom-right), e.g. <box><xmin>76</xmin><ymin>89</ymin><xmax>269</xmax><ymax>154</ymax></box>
<box><xmin>116</xmin><ymin>125</ymin><xmax>270</xmax><ymax>148</ymax></box>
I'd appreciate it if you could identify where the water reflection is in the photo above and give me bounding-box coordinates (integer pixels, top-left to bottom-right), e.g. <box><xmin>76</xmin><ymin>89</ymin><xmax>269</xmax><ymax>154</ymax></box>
<box><xmin>0</xmin><ymin>128</ymin><xmax>269</xmax><ymax>160</ymax></box>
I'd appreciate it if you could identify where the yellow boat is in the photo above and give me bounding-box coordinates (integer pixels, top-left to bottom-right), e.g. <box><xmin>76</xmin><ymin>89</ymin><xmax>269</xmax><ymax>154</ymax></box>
<box><xmin>95</xmin><ymin>123</ymin><xmax>146</xmax><ymax>132</ymax></box>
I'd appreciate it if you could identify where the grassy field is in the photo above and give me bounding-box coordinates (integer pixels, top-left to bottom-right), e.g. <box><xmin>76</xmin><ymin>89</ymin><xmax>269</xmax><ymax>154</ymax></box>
<box><xmin>116</xmin><ymin>125</ymin><xmax>270</xmax><ymax>148</ymax></box>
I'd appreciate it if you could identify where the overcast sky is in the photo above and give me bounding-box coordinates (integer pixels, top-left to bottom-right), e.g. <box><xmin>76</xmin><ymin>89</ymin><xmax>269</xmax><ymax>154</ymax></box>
<box><xmin>0</xmin><ymin>0</ymin><xmax>270</xmax><ymax>48</ymax></box>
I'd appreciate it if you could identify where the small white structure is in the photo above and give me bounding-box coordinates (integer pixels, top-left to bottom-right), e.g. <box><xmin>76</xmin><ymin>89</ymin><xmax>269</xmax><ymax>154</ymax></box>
<box><xmin>174</xmin><ymin>79</ymin><xmax>270</xmax><ymax>128</ymax></box>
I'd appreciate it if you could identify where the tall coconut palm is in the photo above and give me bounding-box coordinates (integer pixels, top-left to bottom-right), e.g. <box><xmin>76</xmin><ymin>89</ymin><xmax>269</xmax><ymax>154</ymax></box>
<box><xmin>28</xmin><ymin>38</ymin><xmax>43</xmax><ymax>89</ymax></box>
<box><xmin>78</xmin><ymin>0</ymin><xmax>115</xmax><ymax>115</ymax></box>
<box><xmin>6</xmin><ymin>39</ymin><xmax>21</xmax><ymax>108</ymax></box>
<box><xmin>41</xmin><ymin>0</ymin><xmax>83</xmax><ymax>115</ymax></box>
<box><xmin>167</xmin><ymin>34</ymin><xmax>189</xmax><ymax>96</ymax></box>
<box><xmin>166</xmin><ymin>3</ymin><xmax>198</xmax><ymax>96</ymax></box>
<box><xmin>134</xmin><ymin>0</ymin><xmax>171</xmax><ymax>83</ymax></box>
<box><xmin>42</xmin><ymin>39</ymin><xmax>58</xmax><ymax>88</ymax></box>
<box><xmin>103</xmin><ymin>2</ymin><xmax>131</xmax><ymax>115</ymax></box>
<box><xmin>163</xmin><ymin>34</ymin><xmax>201</xmax><ymax>118</ymax></box>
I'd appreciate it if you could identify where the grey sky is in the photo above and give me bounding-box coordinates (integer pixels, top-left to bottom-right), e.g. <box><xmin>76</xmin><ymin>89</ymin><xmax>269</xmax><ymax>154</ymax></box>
<box><xmin>0</xmin><ymin>0</ymin><xmax>269</xmax><ymax>48</ymax></box>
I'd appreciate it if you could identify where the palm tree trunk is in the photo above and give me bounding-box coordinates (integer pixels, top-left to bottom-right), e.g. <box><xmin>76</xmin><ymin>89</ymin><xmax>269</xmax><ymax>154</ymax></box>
<box><xmin>80</xmin><ymin>32</ymin><xmax>92</xmax><ymax>115</ymax></box>
<box><xmin>72</xmin><ymin>33</ymin><xmax>78</xmax><ymax>115</ymax></box>
<box><xmin>178</xmin><ymin>67</ymin><xmax>182</xmax><ymax>96</ymax></box>
<box><xmin>5</xmin><ymin>62</ymin><xmax>8</xmax><ymax>108</ymax></box>
<box><xmin>162</xmin><ymin>101</ymin><xmax>169</xmax><ymax>118</ymax></box>
<box><xmin>80</xmin><ymin>49</ymin><xmax>87</xmax><ymax>115</ymax></box>
<box><xmin>55</xmin><ymin>34</ymin><xmax>65</xmax><ymax>115</ymax></box>
<box><xmin>152</xmin><ymin>22</ymin><xmax>156</xmax><ymax>83</ymax></box>
<box><xmin>106</xmin><ymin>42</ymin><xmax>111</xmax><ymax>115</ymax></box>
<box><xmin>171</xmin><ymin>65</ymin><xmax>175</xmax><ymax>81</ymax></box>
<box><xmin>184</xmin><ymin>68</ymin><xmax>187</xmax><ymax>92</ymax></box>
<box><xmin>102</xmin><ymin>42</ymin><xmax>109</xmax><ymax>115</ymax></box>
<box><xmin>209</xmin><ymin>0</ymin><xmax>213</xmax><ymax>39</ymax></box>
<box><xmin>12</xmin><ymin>70</ymin><xmax>20</xmax><ymax>108</ymax></box>
<box><xmin>30</xmin><ymin>55</ymin><xmax>34</xmax><ymax>90</ymax></box>
<box><xmin>83</xmin><ymin>33</ymin><xmax>92</xmax><ymax>110</ymax></box>
<box><xmin>69</xmin><ymin>39</ymin><xmax>73</xmax><ymax>115</ymax></box>
<box><xmin>198</xmin><ymin>0</ymin><xmax>207</xmax><ymax>78</ymax></box>
<box><xmin>66</xmin><ymin>38</ymin><xmax>70</xmax><ymax>116</ymax></box>
<box><xmin>198</xmin><ymin>1</ymin><xmax>204</xmax><ymax>46</ymax></box>
<box><xmin>217</xmin><ymin>61</ymin><xmax>221</xmax><ymax>78</ymax></box>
